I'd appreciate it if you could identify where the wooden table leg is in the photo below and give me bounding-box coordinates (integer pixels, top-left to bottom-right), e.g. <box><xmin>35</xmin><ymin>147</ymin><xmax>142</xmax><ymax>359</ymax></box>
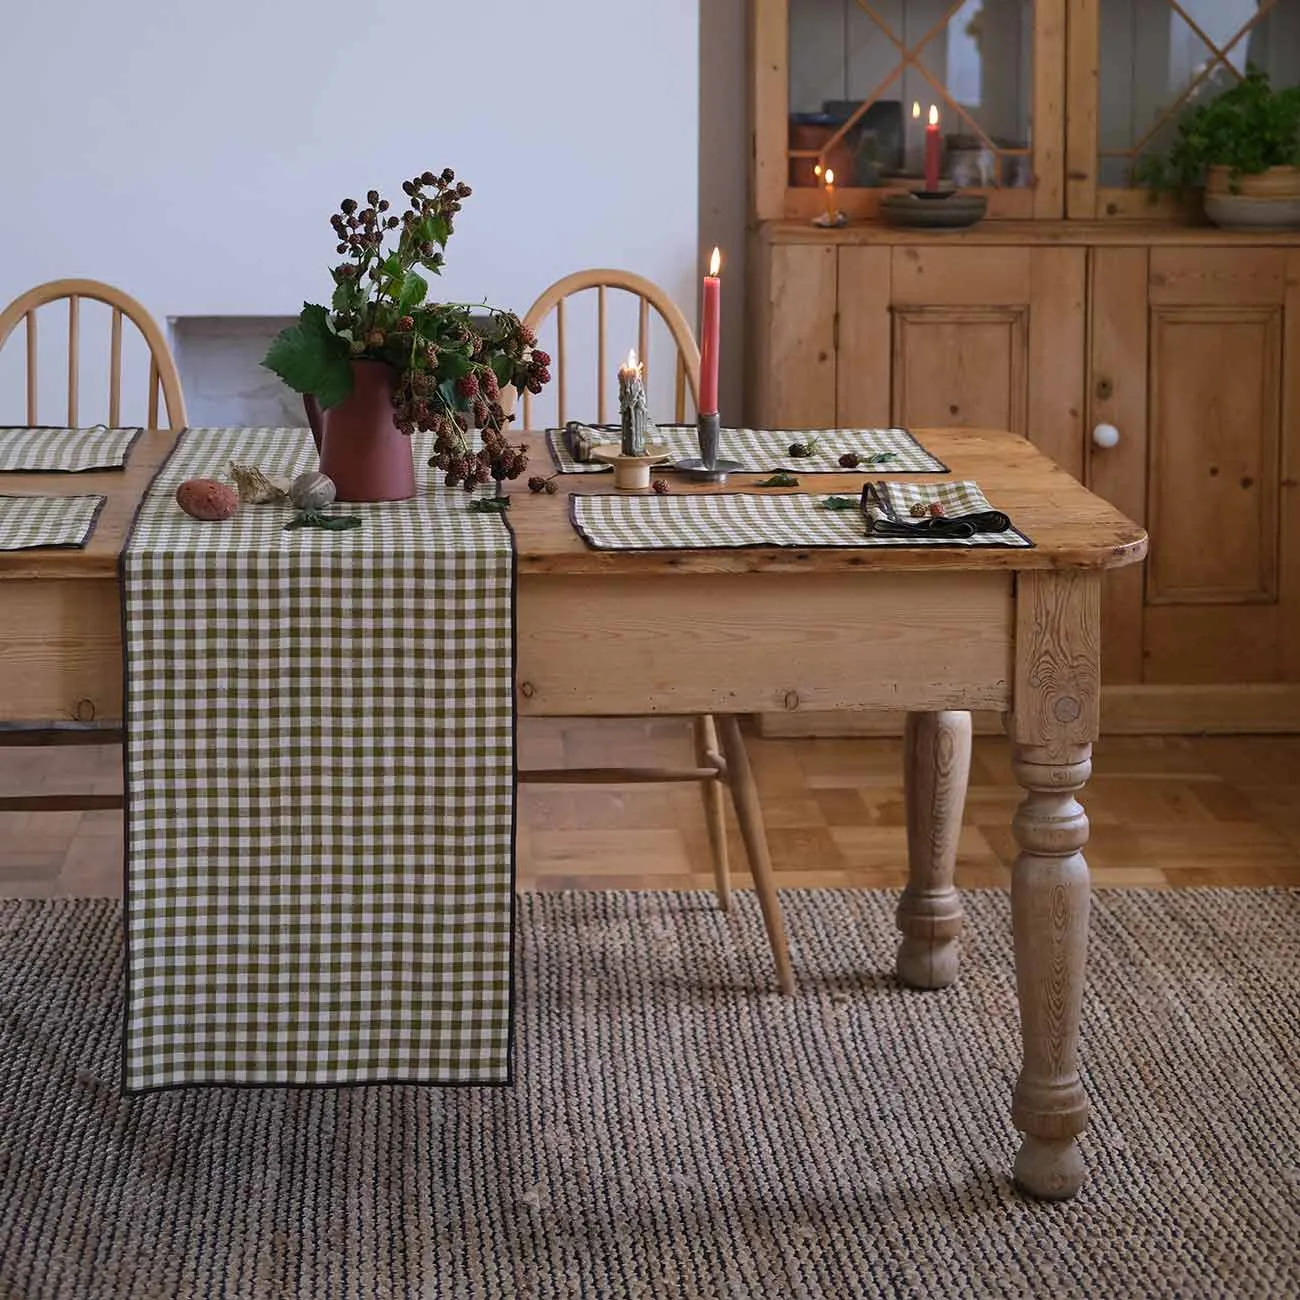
<box><xmin>896</xmin><ymin>710</ymin><xmax>970</xmax><ymax>989</ymax></box>
<box><xmin>1007</xmin><ymin>570</ymin><xmax>1100</xmax><ymax>1201</ymax></box>
<box><xmin>1010</xmin><ymin>742</ymin><xmax>1091</xmax><ymax>1201</ymax></box>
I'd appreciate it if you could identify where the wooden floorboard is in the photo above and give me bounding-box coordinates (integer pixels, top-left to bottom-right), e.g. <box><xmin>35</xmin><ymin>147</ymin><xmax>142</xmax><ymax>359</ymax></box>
<box><xmin>2</xmin><ymin>721</ymin><xmax>1299</xmax><ymax>898</ymax></box>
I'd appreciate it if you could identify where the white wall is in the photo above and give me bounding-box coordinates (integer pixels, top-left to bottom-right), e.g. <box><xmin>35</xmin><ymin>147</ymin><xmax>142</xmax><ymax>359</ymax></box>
<box><xmin>0</xmin><ymin>0</ymin><xmax>699</xmax><ymax>424</ymax></box>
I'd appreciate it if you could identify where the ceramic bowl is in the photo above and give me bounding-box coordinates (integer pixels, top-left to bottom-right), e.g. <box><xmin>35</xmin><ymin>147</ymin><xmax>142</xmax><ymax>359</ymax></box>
<box><xmin>1203</xmin><ymin>194</ymin><xmax>1300</xmax><ymax>233</ymax></box>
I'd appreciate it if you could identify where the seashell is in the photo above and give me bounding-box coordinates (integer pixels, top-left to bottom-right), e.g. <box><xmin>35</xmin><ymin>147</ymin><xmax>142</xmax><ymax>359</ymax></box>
<box><xmin>230</xmin><ymin>461</ymin><xmax>288</xmax><ymax>504</ymax></box>
<box><xmin>289</xmin><ymin>470</ymin><xmax>337</xmax><ymax>511</ymax></box>
<box><xmin>176</xmin><ymin>478</ymin><xmax>238</xmax><ymax>521</ymax></box>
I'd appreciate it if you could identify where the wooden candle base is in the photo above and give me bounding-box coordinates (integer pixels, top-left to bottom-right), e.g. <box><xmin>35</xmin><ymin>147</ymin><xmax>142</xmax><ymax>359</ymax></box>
<box><xmin>589</xmin><ymin>443</ymin><xmax>669</xmax><ymax>490</ymax></box>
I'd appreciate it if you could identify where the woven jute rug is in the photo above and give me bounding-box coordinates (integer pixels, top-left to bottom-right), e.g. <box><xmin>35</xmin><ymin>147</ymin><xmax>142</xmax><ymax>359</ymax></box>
<box><xmin>2</xmin><ymin>890</ymin><xmax>1297</xmax><ymax>1299</ymax></box>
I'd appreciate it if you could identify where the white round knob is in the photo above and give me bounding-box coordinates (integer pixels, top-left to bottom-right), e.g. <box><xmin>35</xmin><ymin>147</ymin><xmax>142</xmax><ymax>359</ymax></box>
<box><xmin>1092</xmin><ymin>423</ymin><xmax>1120</xmax><ymax>449</ymax></box>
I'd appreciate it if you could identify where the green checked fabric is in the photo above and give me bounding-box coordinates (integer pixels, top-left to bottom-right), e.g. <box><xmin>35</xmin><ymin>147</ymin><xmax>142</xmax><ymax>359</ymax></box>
<box><xmin>546</xmin><ymin>425</ymin><xmax>947</xmax><ymax>475</ymax></box>
<box><xmin>0</xmin><ymin>493</ymin><xmax>104</xmax><ymax>550</ymax></box>
<box><xmin>863</xmin><ymin>480</ymin><xmax>1032</xmax><ymax>546</ymax></box>
<box><xmin>122</xmin><ymin>427</ymin><xmax>515</xmax><ymax>1091</ymax></box>
<box><xmin>570</xmin><ymin>481</ymin><xmax>1031</xmax><ymax>550</ymax></box>
<box><xmin>0</xmin><ymin>426</ymin><xmax>141</xmax><ymax>472</ymax></box>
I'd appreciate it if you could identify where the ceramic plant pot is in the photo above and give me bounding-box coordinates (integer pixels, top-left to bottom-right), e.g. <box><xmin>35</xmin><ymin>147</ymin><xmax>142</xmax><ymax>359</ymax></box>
<box><xmin>313</xmin><ymin>360</ymin><xmax>416</xmax><ymax>503</ymax></box>
<box><xmin>1204</xmin><ymin>166</ymin><xmax>1300</xmax><ymax>232</ymax></box>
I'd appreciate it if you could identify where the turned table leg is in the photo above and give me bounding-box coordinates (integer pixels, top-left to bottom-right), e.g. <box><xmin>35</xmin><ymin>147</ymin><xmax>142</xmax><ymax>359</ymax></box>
<box><xmin>896</xmin><ymin>711</ymin><xmax>971</xmax><ymax>989</ymax></box>
<box><xmin>1010</xmin><ymin>743</ymin><xmax>1092</xmax><ymax>1201</ymax></box>
<box><xmin>1006</xmin><ymin>568</ymin><xmax>1101</xmax><ymax>1201</ymax></box>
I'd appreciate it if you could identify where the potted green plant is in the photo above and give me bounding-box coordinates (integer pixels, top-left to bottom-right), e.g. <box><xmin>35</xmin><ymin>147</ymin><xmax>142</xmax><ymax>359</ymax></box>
<box><xmin>262</xmin><ymin>169</ymin><xmax>551</xmax><ymax>502</ymax></box>
<box><xmin>1136</xmin><ymin>68</ymin><xmax>1300</xmax><ymax>230</ymax></box>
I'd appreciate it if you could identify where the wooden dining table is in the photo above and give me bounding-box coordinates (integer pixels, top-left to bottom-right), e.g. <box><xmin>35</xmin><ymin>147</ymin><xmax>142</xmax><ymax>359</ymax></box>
<box><xmin>0</xmin><ymin>425</ymin><xmax>1146</xmax><ymax>1200</ymax></box>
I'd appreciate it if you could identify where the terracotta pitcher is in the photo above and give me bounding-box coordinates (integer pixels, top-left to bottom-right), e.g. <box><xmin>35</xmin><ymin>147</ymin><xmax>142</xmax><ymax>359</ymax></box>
<box><xmin>307</xmin><ymin>360</ymin><xmax>416</xmax><ymax>503</ymax></box>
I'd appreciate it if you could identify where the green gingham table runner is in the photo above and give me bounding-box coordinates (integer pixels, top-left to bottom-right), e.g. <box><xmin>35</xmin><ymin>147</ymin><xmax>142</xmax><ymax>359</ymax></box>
<box><xmin>570</xmin><ymin>480</ymin><xmax>1031</xmax><ymax>550</ymax></box>
<box><xmin>122</xmin><ymin>427</ymin><xmax>515</xmax><ymax>1091</ymax></box>
<box><xmin>0</xmin><ymin>493</ymin><xmax>105</xmax><ymax>549</ymax></box>
<box><xmin>546</xmin><ymin>424</ymin><xmax>947</xmax><ymax>475</ymax></box>
<box><xmin>0</xmin><ymin>425</ymin><xmax>141</xmax><ymax>472</ymax></box>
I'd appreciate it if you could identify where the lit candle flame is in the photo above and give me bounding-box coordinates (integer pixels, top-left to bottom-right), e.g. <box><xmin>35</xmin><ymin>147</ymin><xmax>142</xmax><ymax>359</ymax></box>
<box><xmin>709</xmin><ymin>247</ymin><xmax>721</xmax><ymax>276</ymax></box>
<box><xmin>824</xmin><ymin>169</ymin><xmax>834</xmax><ymax>186</ymax></box>
<box><xmin>623</xmin><ymin>347</ymin><xmax>639</xmax><ymax>372</ymax></box>
<box><xmin>912</xmin><ymin>102</ymin><xmax>921</xmax><ymax>119</ymax></box>
<box><xmin>929</xmin><ymin>104</ymin><xmax>939</xmax><ymax>127</ymax></box>
<box><xmin>814</xmin><ymin>162</ymin><xmax>823</xmax><ymax>178</ymax></box>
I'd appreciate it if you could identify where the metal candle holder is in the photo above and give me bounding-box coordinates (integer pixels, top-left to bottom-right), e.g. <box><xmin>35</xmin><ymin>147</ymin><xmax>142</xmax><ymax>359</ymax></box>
<box><xmin>675</xmin><ymin>412</ymin><xmax>742</xmax><ymax>483</ymax></box>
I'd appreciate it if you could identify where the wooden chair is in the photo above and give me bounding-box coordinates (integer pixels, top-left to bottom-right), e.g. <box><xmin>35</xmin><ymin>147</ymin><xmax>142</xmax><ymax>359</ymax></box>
<box><xmin>519</xmin><ymin>269</ymin><xmax>794</xmax><ymax>994</ymax></box>
<box><xmin>0</xmin><ymin>279</ymin><xmax>188</xmax><ymax>813</ymax></box>
<box><xmin>0</xmin><ymin>278</ymin><xmax>187</xmax><ymax>429</ymax></box>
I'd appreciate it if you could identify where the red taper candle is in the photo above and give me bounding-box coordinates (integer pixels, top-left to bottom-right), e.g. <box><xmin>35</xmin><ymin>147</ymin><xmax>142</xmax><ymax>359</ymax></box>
<box><xmin>924</xmin><ymin>104</ymin><xmax>942</xmax><ymax>191</ymax></box>
<box><xmin>699</xmin><ymin>247</ymin><xmax>721</xmax><ymax>416</ymax></box>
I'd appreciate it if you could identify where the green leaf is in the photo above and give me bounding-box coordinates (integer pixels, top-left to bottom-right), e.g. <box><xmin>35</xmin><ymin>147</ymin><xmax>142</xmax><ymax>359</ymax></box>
<box><xmin>756</xmin><ymin>472</ymin><xmax>800</xmax><ymax>488</ymax></box>
<box><xmin>262</xmin><ymin>304</ymin><xmax>353</xmax><ymax>408</ymax></box>
<box><xmin>818</xmin><ymin>496</ymin><xmax>861</xmax><ymax>510</ymax></box>
<box><xmin>469</xmin><ymin>497</ymin><xmax>511</xmax><ymax>513</ymax></box>
<box><xmin>438</xmin><ymin>351</ymin><xmax>473</xmax><ymax>381</ymax></box>
<box><xmin>398</xmin><ymin>270</ymin><xmax>428</xmax><ymax>311</ymax></box>
<box><xmin>284</xmin><ymin>508</ymin><xmax>363</xmax><ymax>531</ymax></box>
<box><xmin>332</xmin><ymin>281</ymin><xmax>359</xmax><ymax>314</ymax></box>
<box><xmin>490</xmin><ymin>354</ymin><xmax>514</xmax><ymax>387</ymax></box>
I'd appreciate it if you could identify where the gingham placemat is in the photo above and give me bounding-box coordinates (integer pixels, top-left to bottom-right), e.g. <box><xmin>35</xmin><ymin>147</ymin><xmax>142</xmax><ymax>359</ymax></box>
<box><xmin>122</xmin><ymin>427</ymin><xmax>515</xmax><ymax>1091</ymax></box>
<box><xmin>546</xmin><ymin>424</ymin><xmax>947</xmax><ymax>474</ymax></box>
<box><xmin>0</xmin><ymin>426</ymin><xmax>142</xmax><ymax>472</ymax></box>
<box><xmin>570</xmin><ymin>480</ymin><xmax>1031</xmax><ymax>550</ymax></box>
<box><xmin>0</xmin><ymin>493</ymin><xmax>105</xmax><ymax>550</ymax></box>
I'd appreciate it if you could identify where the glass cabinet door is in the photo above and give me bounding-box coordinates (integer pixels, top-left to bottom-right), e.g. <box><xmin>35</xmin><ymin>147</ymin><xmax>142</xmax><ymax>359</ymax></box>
<box><xmin>775</xmin><ymin>0</ymin><xmax>1061</xmax><ymax>219</ymax></box>
<box><xmin>1072</xmin><ymin>0</ymin><xmax>1300</xmax><ymax>217</ymax></box>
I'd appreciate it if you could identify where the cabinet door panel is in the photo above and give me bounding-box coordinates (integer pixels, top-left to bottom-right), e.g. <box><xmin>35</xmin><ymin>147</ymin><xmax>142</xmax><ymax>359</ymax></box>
<box><xmin>893</xmin><ymin>309</ymin><xmax>1028</xmax><ymax>432</ymax></box>
<box><xmin>885</xmin><ymin>246</ymin><xmax>1084</xmax><ymax>466</ymax></box>
<box><xmin>1147</xmin><ymin>307</ymin><xmax>1281</xmax><ymax>607</ymax></box>
<box><xmin>1087</xmin><ymin>246</ymin><xmax>1149</xmax><ymax>683</ymax></box>
<box><xmin>1141</xmin><ymin>244</ymin><xmax>1300</xmax><ymax>687</ymax></box>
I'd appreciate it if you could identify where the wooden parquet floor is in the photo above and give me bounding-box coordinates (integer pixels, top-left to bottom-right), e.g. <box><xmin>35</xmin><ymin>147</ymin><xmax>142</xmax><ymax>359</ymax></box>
<box><xmin>3</xmin><ymin>721</ymin><xmax>1300</xmax><ymax>898</ymax></box>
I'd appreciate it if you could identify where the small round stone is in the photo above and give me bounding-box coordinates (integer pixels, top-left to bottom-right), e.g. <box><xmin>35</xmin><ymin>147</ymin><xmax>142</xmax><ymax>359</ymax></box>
<box><xmin>289</xmin><ymin>470</ymin><xmax>337</xmax><ymax>511</ymax></box>
<box><xmin>175</xmin><ymin>478</ymin><xmax>238</xmax><ymax>521</ymax></box>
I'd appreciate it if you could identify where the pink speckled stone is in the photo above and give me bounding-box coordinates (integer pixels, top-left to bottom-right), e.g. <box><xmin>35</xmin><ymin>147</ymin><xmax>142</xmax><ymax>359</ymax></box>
<box><xmin>175</xmin><ymin>478</ymin><xmax>239</xmax><ymax>522</ymax></box>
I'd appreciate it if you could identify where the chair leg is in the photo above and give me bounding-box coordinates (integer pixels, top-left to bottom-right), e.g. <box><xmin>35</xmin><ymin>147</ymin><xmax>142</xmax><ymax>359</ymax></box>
<box><xmin>694</xmin><ymin>714</ymin><xmax>731</xmax><ymax>912</ymax></box>
<box><xmin>716</xmin><ymin>715</ymin><xmax>794</xmax><ymax>995</ymax></box>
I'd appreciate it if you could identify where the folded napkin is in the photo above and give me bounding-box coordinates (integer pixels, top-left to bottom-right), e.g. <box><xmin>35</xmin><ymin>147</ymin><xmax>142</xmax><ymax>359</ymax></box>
<box><xmin>861</xmin><ymin>481</ymin><xmax>1030</xmax><ymax>546</ymax></box>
